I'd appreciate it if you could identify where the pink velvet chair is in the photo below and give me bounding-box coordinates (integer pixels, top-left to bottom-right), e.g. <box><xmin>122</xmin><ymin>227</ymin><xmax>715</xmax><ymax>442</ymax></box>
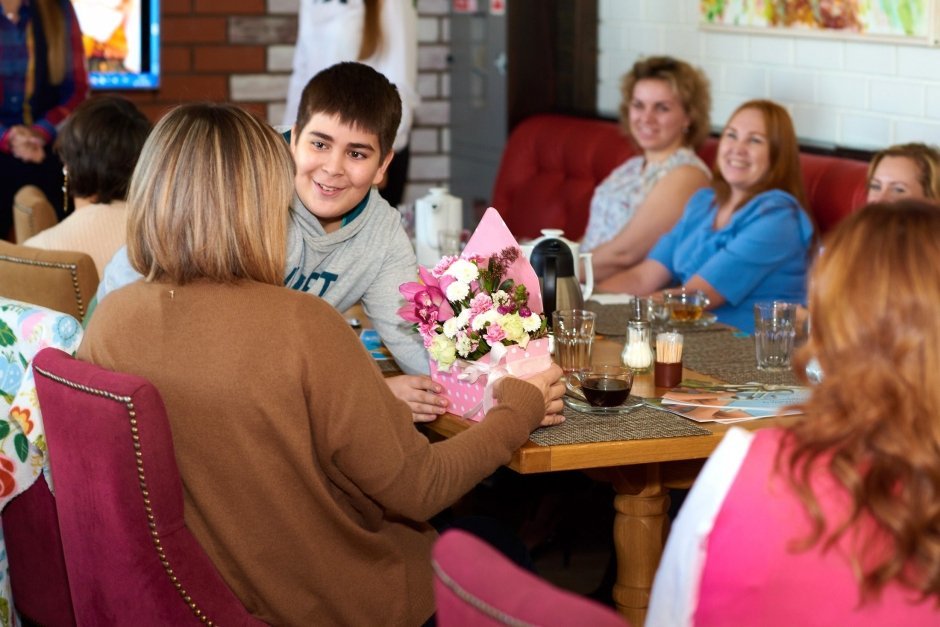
<box><xmin>3</xmin><ymin>475</ymin><xmax>74</xmax><ymax>625</ymax></box>
<box><xmin>28</xmin><ymin>347</ymin><xmax>266</xmax><ymax>626</ymax></box>
<box><xmin>432</xmin><ymin>529</ymin><xmax>627</xmax><ymax>626</ymax></box>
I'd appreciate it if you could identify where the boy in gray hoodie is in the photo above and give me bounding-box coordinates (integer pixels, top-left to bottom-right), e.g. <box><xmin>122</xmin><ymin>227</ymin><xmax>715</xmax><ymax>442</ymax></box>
<box><xmin>96</xmin><ymin>63</ymin><xmax>447</xmax><ymax>421</ymax></box>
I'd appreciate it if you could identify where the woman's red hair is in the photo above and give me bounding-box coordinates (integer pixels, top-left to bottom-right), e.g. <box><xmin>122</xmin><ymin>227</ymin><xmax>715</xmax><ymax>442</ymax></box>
<box><xmin>787</xmin><ymin>200</ymin><xmax>940</xmax><ymax>602</ymax></box>
<box><xmin>712</xmin><ymin>99</ymin><xmax>809</xmax><ymax>212</ymax></box>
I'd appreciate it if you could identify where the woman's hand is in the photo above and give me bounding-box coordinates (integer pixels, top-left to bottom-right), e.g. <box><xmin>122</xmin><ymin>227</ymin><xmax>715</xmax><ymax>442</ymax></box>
<box><xmin>9</xmin><ymin>126</ymin><xmax>45</xmax><ymax>163</ymax></box>
<box><xmin>521</xmin><ymin>363</ymin><xmax>566</xmax><ymax>426</ymax></box>
<box><xmin>385</xmin><ymin>374</ymin><xmax>448</xmax><ymax>423</ymax></box>
<box><xmin>596</xmin><ymin>258</ymin><xmax>672</xmax><ymax>296</ymax></box>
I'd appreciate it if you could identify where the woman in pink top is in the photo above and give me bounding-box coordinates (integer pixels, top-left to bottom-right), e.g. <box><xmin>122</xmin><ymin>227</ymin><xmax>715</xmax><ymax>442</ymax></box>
<box><xmin>648</xmin><ymin>201</ymin><xmax>940</xmax><ymax>626</ymax></box>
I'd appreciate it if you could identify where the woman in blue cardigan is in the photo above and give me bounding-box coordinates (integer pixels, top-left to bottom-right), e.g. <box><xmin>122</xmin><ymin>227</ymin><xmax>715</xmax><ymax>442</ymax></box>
<box><xmin>596</xmin><ymin>99</ymin><xmax>815</xmax><ymax>333</ymax></box>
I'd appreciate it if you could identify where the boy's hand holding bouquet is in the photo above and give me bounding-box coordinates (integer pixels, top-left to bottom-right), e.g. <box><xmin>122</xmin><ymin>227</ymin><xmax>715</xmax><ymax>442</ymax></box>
<box><xmin>398</xmin><ymin>208</ymin><xmax>560</xmax><ymax>422</ymax></box>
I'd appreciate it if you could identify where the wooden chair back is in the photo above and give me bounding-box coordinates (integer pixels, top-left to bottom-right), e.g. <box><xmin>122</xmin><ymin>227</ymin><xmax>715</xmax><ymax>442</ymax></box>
<box><xmin>0</xmin><ymin>241</ymin><xmax>98</xmax><ymax>321</ymax></box>
<box><xmin>13</xmin><ymin>185</ymin><xmax>58</xmax><ymax>244</ymax></box>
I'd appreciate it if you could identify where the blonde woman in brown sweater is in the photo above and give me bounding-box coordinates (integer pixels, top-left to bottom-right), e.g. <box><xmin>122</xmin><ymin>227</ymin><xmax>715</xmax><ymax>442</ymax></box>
<box><xmin>78</xmin><ymin>103</ymin><xmax>564</xmax><ymax>625</ymax></box>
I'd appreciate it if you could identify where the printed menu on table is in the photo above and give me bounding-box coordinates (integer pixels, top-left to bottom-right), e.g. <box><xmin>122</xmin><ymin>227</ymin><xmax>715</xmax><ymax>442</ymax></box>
<box><xmin>648</xmin><ymin>381</ymin><xmax>810</xmax><ymax>424</ymax></box>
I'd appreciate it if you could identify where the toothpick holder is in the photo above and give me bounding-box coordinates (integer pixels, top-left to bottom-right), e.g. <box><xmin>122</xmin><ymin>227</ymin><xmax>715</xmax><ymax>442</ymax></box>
<box><xmin>654</xmin><ymin>331</ymin><xmax>684</xmax><ymax>388</ymax></box>
<box><xmin>654</xmin><ymin>360</ymin><xmax>683</xmax><ymax>388</ymax></box>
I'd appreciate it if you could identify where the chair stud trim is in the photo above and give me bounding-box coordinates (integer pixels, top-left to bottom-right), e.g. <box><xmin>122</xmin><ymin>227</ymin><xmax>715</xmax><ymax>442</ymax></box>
<box><xmin>0</xmin><ymin>255</ymin><xmax>87</xmax><ymax>317</ymax></box>
<box><xmin>34</xmin><ymin>364</ymin><xmax>220</xmax><ymax>627</ymax></box>
<box><xmin>431</xmin><ymin>558</ymin><xmax>535</xmax><ymax>627</ymax></box>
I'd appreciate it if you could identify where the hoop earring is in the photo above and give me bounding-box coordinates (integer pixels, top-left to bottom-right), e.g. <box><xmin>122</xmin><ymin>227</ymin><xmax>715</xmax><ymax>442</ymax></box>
<box><xmin>62</xmin><ymin>165</ymin><xmax>69</xmax><ymax>213</ymax></box>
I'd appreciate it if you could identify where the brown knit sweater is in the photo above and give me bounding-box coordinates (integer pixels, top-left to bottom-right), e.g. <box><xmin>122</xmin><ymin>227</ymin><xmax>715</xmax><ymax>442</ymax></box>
<box><xmin>79</xmin><ymin>280</ymin><xmax>545</xmax><ymax>626</ymax></box>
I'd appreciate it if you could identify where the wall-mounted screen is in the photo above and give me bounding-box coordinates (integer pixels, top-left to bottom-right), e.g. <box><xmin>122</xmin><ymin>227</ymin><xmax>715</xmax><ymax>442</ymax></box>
<box><xmin>71</xmin><ymin>0</ymin><xmax>160</xmax><ymax>90</ymax></box>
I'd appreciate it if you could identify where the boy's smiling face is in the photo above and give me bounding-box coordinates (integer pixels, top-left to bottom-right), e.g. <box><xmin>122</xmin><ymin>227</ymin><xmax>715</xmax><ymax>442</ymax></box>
<box><xmin>291</xmin><ymin>113</ymin><xmax>393</xmax><ymax>232</ymax></box>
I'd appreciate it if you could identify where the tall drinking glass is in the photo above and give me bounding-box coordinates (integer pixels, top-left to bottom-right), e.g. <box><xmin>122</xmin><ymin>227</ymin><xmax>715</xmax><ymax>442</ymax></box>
<box><xmin>552</xmin><ymin>309</ymin><xmax>596</xmax><ymax>375</ymax></box>
<box><xmin>753</xmin><ymin>302</ymin><xmax>799</xmax><ymax>371</ymax></box>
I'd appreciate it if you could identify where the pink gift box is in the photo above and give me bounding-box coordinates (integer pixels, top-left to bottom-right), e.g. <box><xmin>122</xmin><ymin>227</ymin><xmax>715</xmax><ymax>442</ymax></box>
<box><xmin>431</xmin><ymin>338</ymin><xmax>551</xmax><ymax>422</ymax></box>
<box><xmin>413</xmin><ymin>207</ymin><xmax>551</xmax><ymax>421</ymax></box>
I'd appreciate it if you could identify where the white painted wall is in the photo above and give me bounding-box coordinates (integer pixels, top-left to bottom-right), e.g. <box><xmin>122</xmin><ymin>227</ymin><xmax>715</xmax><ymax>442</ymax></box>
<box><xmin>598</xmin><ymin>0</ymin><xmax>940</xmax><ymax>150</ymax></box>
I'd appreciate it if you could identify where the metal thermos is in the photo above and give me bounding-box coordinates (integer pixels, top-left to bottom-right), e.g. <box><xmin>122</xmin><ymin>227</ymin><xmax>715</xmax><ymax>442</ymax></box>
<box><xmin>529</xmin><ymin>238</ymin><xmax>583</xmax><ymax>327</ymax></box>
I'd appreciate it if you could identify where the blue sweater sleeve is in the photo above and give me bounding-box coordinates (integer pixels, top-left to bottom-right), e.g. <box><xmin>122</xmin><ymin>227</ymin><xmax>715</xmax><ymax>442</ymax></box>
<box><xmin>648</xmin><ymin>188</ymin><xmax>713</xmax><ymax>281</ymax></box>
<box><xmin>696</xmin><ymin>191</ymin><xmax>812</xmax><ymax>306</ymax></box>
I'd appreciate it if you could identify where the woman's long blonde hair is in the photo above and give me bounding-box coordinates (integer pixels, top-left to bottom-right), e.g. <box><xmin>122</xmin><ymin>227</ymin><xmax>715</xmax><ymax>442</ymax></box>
<box><xmin>788</xmin><ymin>201</ymin><xmax>940</xmax><ymax>602</ymax></box>
<box><xmin>127</xmin><ymin>103</ymin><xmax>293</xmax><ymax>286</ymax></box>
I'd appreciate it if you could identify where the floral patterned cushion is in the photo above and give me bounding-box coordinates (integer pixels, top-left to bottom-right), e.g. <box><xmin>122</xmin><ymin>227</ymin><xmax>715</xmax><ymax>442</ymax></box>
<box><xmin>0</xmin><ymin>297</ymin><xmax>82</xmax><ymax>625</ymax></box>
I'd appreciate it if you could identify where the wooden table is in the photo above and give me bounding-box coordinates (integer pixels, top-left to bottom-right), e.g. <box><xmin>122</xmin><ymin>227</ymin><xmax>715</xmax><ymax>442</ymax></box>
<box><xmin>424</xmin><ymin>338</ymin><xmax>792</xmax><ymax>626</ymax></box>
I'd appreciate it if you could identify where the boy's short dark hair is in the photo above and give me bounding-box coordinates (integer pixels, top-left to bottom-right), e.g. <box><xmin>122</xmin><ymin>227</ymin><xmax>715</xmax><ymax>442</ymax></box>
<box><xmin>294</xmin><ymin>62</ymin><xmax>402</xmax><ymax>159</ymax></box>
<box><xmin>55</xmin><ymin>95</ymin><xmax>151</xmax><ymax>204</ymax></box>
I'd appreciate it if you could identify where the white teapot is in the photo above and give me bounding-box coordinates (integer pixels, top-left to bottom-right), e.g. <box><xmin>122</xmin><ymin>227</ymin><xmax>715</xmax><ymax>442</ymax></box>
<box><xmin>520</xmin><ymin>229</ymin><xmax>593</xmax><ymax>301</ymax></box>
<box><xmin>415</xmin><ymin>187</ymin><xmax>462</xmax><ymax>267</ymax></box>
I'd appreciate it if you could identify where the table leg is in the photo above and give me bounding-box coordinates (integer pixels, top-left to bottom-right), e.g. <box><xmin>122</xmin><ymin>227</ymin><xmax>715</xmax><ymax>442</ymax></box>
<box><xmin>609</xmin><ymin>464</ymin><xmax>670</xmax><ymax>626</ymax></box>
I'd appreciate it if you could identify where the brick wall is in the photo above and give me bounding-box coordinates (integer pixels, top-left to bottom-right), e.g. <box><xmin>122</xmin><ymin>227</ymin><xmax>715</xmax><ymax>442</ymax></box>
<box><xmin>112</xmin><ymin>0</ymin><xmax>451</xmax><ymax>205</ymax></box>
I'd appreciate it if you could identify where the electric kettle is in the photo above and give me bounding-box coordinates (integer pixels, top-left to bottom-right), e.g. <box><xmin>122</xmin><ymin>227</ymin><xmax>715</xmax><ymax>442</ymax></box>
<box><xmin>529</xmin><ymin>238</ymin><xmax>584</xmax><ymax>326</ymax></box>
<box><xmin>520</xmin><ymin>229</ymin><xmax>593</xmax><ymax>301</ymax></box>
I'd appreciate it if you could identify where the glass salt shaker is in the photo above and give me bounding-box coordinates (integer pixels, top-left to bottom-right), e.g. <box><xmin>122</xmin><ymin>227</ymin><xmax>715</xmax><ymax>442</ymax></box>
<box><xmin>622</xmin><ymin>319</ymin><xmax>653</xmax><ymax>374</ymax></box>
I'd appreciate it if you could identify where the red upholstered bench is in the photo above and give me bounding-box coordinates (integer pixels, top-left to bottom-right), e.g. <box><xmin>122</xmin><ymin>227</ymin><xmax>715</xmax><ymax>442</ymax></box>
<box><xmin>490</xmin><ymin>114</ymin><xmax>869</xmax><ymax>240</ymax></box>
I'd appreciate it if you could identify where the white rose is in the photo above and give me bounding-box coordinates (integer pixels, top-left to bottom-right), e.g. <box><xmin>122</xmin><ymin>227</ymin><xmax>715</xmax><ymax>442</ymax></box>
<box><xmin>500</xmin><ymin>313</ymin><xmax>528</xmax><ymax>347</ymax></box>
<box><xmin>442</xmin><ymin>317</ymin><xmax>461</xmax><ymax>338</ymax></box>
<box><xmin>445</xmin><ymin>280</ymin><xmax>470</xmax><ymax>302</ymax></box>
<box><xmin>428</xmin><ymin>335</ymin><xmax>457</xmax><ymax>371</ymax></box>
<box><xmin>522</xmin><ymin>312</ymin><xmax>542</xmax><ymax>333</ymax></box>
<box><xmin>444</xmin><ymin>259</ymin><xmax>479</xmax><ymax>283</ymax></box>
<box><xmin>471</xmin><ymin>308</ymin><xmax>499</xmax><ymax>331</ymax></box>
<box><xmin>455</xmin><ymin>308</ymin><xmax>472</xmax><ymax>329</ymax></box>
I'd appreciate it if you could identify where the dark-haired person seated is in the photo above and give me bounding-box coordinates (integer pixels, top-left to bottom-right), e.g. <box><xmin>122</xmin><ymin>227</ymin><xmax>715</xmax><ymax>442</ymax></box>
<box><xmin>866</xmin><ymin>142</ymin><xmax>940</xmax><ymax>204</ymax></box>
<box><xmin>23</xmin><ymin>96</ymin><xmax>150</xmax><ymax>276</ymax></box>
<box><xmin>647</xmin><ymin>200</ymin><xmax>940</xmax><ymax>626</ymax></box>
<box><xmin>596</xmin><ymin>100</ymin><xmax>814</xmax><ymax>333</ymax></box>
<box><xmin>78</xmin><ymin>102</ymin><xmax>565</xmax><ymax>626</ymax></box>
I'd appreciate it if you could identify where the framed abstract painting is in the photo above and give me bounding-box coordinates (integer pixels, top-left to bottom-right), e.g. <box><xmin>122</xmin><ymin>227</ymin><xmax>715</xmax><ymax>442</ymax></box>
<box><xmin>700</xmin><ymin>0</ymin><xmax>940</xmax><ymax>46</ymax></box>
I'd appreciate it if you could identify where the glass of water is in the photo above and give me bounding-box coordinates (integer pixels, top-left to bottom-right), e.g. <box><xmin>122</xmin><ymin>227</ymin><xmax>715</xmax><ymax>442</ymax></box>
<box><xmin>551</xmin><ymin>309</ymin><xmax>596</xmax><ymax>376</ymax></box>
<box><xmin>753</xmin><ymin>302</ymin><xmax>799</xmax><ymax>371</ymax></box>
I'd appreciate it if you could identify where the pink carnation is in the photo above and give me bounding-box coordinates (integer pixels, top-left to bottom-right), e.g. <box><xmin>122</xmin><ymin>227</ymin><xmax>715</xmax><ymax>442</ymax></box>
<box><xmin>431</xmin><ymin>255</ymin><xmax>459</xmax><ymax>278</ymax></box>
<box><xmin>485</xmin><ymin>324</ymin><xmax>506</xmax><ymax>344</ymax></box>
<box><xmin>469</xmin><ymin>293</ymin><xmax>493</xmax><ymax>317</ymax></box>
<box><xmin>418</xmin><ymin>322</ymin><xmax>437</xmax><ymax>346</ymax></box>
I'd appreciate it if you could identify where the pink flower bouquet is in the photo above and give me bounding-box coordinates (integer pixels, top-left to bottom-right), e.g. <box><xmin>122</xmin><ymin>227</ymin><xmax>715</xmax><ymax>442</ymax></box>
<box><xmin>398</xmin><ymin>208</ymin><xmax>552</xmax><ymax>421</ymax></box>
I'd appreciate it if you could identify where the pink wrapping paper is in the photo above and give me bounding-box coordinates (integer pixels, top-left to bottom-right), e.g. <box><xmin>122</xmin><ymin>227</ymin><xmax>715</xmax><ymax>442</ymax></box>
<box><xmin>433</xmin><ymin>339</ymin><xmax>550</xmax><ymax>422</ymax></box>
<box><xmin>430</xmin><ymin>208</ymin><xmax>550</xmax><ymax>421</ymax></box>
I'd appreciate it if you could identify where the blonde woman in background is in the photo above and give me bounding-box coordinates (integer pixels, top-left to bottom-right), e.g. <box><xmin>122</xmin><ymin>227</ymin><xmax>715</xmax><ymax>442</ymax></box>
<box><xmin>584</xmin><ymin>56</ymin><xmax>712</xmax><ymax>282</ymax></box>
<box><xmin>282</xmin><ymin>0</ymin><xmax>418</xmax><ymax>207</ymax></box>
<box><xmin>866</xmin><ymin>142</ymin><xmax>940</xmax><ymax>204</ymax></box>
